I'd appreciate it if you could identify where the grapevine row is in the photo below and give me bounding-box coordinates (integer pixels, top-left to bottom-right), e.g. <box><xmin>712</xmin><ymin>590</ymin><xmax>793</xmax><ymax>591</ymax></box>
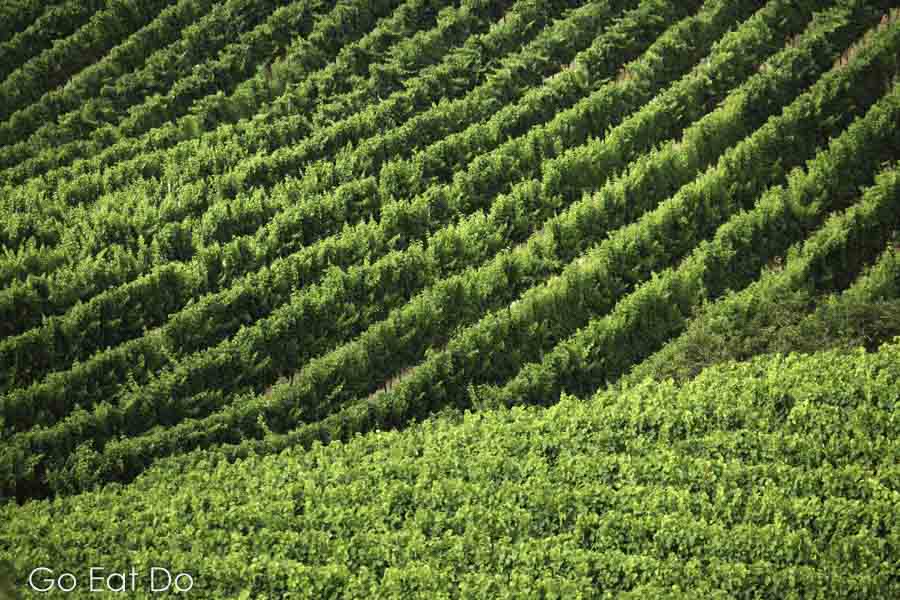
<box><xmin>0</xmin><ymin>0</ymin><xmax>353</xmax><ymax>183</ymax></box>
<box><xmin>624</xmin><ymin>184</ymin><xmax>900</xmax><ymax>385</ymax></box>
<box><xmin>6</xmin><ymin>0</ymin><xmax>882</xmax><ymax>498</ymax></box>
<box><xmin>0</xmin><ymin>0</ymin><xmax>535</xmax><ymax>256</ymax></box>
<box><xmin>0</xmin><ymin>0</ymin><xmax>181</xmax><ymax>125</ymax></box>
<box><xmin>0</xmin><ymin>0</ymin><xmax>106</xmax><ymax>83</ymax></box>
<box><xmin>0</xmin><ymin>0</ymin><xmax>457</xmax><ymax>286</ymax></box>
<box><xmin>0</xmin><ymin>0</ymin><xmax>273</xmax><ymax>160</ymax></box>
<box><xmin>486</xmin><ymin>94</ymin><xmax>900</xmax><ymax>409</ymax></box>
<box><xmin>2</xmin><ymin>341</ymin><xmax>898</xmax><ymax>594</ymax></box>
<box><xmin>236</xmin><ymin>83</ymin><xmax>900</xmax><ymax>480</ymax></box>
<box><xmin>0</xmin><ymin>0</ymin><xmax>454</xmax><ymax>191</ymax></box>
<box><xmin>0</xmin><ymin>0</ymin><xmax>51</xmax><ymax>45</ymax></box>
<box><xmin>0</xmin><ymin>0</ymin><xmax>758</xmax><ymax>413</ymax></box>
<box><xmin>0</xmin><ymin>0</ymin><xmax>598</xmax><ymax>338</ymax></box>
<box><xmin>0</xmin><ymin>0</ymin><xmax>467</xmax><ymax>191</ymax></box>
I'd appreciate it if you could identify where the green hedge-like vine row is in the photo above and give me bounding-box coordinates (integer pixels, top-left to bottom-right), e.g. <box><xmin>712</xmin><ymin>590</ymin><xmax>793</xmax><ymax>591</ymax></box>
<box><xmin>0</xmin><ymin>0</ymin><xmax>181</xmax><ymax>125</ymax></box>
<box><xmin>0</xmin><ymin>0</ymin><xmax>264</xmax><ymax>161</ymax></box>
<box><xmin>215</xmin><ymin>86</ymin><xmax>900</xmax><ymax>481</ymax></box>
<box><xmin>0</xmin><ymin>0</ymin><xmax>51</xmax><ymax>45</ymax></box>
<box><xmin>3</xmin><ymin>338</ymin><xmax>897</xmax><ymax>597</ymax></box>
<box><xmin>0</xmin><ymin>0</ymin><xmax>587</xmax><ymax>339</ymax></box>
<box><xmin>0</xmin><ymin>0</ymin><xmax>452</xmax><ymax>193</ymax></box>
<box><xmin>0</xmin><ymin>0</ymin><xmax>107</xmax><ymax>83</ymax></box>
<box><xmin>624</xmin><ymin>188</ymin><xmax>900</xmax><ymax>385</ymax></box>
<box><xmin>0</xmin><ymin>0</ymin><xmax>753</xmax><ymax>428</ymax></box>
<box><xmin>0</xmin><ymin>0</ymin><xmax>649</xmax><ymax>371</ymax></box>
<box><xmin>487</xmin><ymin>94</ymin><xmax>900</xmax><ymax>408</ymax></box>
<box><xmin>6</xmin><ymin>0</ymin><xmax>877</xmax><ymax>500</ymax></box>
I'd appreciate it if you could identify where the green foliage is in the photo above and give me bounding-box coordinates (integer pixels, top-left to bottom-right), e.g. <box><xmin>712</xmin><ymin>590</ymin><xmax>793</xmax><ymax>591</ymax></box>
<box><xmin>1</xmin><ymin>1</ymin><xmax>899</xmax><ymax>595</ymax></box>
<box><xmin>0</xmin><ymin>0</ymin><xmax>46</xmax><ymax>47</ymax></box>
<box><xmin>2</xmin><ymin>0</ymin><xmax>793</xmax><ymax>498</ymax></box>
<box><xmin>0</xmin><ymin>0</ymin><xmax>683</xmax><ymax>412</ymax></box>
<box><xmin>0</xmin><ymin>0</ymin><xmax>343</xmax><ymax>178</ymax></box>
<box><xmin>631</xmin><ymin>243</ymin><xmax>900</xmax><ymax>383</ymax></box>
<box><xmin>0</xmin><ymin>0</ymin><xmax>179</xmax><ymax>127</ymax></box>
<box><xmin>0</xmin><ymin>0</ymin><xmax>107</xmax><ymax>84</ymax></box>
<box><xmin>0</xmin><ymin>0</ymin><xmax>219</xmax><ymax>154</ymax></box>
<box><xmin>0</xmin><ymin>559</ymin><xmax>18</xmax><ymax>600</ymax></box>
<box><xmin>487</xmin><ymin>90</ymin><xmax>900</xmax><ymax>409</ymax></box>
<box><xmin>0</xmin><ymin>0</ymin><xmax>568</xmax><ymax>314</ymax></box>
<box><xmin>3</xmin><ymin>341</ymin><xmax>899</xmax><ymax>597</ymax></box>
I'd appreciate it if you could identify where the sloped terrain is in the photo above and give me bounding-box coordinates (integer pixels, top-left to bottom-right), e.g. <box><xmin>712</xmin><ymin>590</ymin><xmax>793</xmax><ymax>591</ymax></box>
<box><xmin>0</xmin><ymin>0</ymin><xmax>898</xmax><ymax>596</ymax></box>
<box><xmin>4</xmin><ymin>340</ymin><xmax>900</xmax><ymax>597</ymax></box>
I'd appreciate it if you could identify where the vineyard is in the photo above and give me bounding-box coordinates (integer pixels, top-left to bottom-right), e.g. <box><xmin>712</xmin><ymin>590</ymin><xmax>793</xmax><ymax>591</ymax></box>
<box><xmin>0</xmin><ymin>0</ymin><xmax>898</xmax><ymax>597</ymax></box>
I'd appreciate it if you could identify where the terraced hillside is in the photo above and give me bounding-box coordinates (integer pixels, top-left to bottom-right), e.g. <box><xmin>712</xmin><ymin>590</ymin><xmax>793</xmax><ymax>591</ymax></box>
<box><xmin>1</xmin><ymin>0</ymin><xmax>899</xmax><ymax>597</ymax></box>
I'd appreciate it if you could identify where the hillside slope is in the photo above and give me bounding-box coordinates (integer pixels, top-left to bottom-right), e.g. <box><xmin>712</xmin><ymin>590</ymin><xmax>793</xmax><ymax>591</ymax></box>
<box><xmin>0</xmin><ymin>0</ymin><xmax>898</xmax><ymax>596</ymax></box>
<box><xmin>4</xmin><ymin>340</ymin><xmax>900</xmax><ymax>597</ymax></box>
